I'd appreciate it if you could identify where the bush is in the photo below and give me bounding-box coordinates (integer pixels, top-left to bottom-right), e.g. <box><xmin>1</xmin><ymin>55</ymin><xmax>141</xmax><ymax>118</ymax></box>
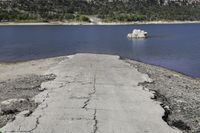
<box><xmin>1</xmin><ymin>0</ymin><xmax>200</xmax><ymax>22</ymax></box>
<box><xmin>64</xmin><ymin>13</ymin><xmax>75</xmax><ymax>20</ymax></box>
<box><xmin>79</xmin><ymin>15</ymin><xmax>91</xmax><ymax>22</ymax></box>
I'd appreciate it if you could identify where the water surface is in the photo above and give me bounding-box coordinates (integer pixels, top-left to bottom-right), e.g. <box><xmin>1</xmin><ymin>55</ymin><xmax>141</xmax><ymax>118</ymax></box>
<box><xmin>0</xmin><ymin>24</ymin><xmax>200</xmax><ymax>77</ymax></box>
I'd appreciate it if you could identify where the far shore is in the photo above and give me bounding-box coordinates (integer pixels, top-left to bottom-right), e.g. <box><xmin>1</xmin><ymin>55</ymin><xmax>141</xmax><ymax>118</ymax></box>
<box><xmin>0</xmin><ymin>20</ymin><xmax>200</xmax><ymax>26</ymax></box>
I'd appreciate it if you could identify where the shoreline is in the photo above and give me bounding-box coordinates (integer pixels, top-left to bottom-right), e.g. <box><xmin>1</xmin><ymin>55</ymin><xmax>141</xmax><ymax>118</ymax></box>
<box><xmin>0</xmin><ymin>21</ymin><xmax>200</xmax><ymax>26</ymax></box>
<box><xmin>0</xmin><ymin>54</ymin><xmax>199</xmax><ymax>132</ymax></box>
<box><xmin>126</xmin><ymin>58</ymin><xmax>200</xmax><ymax>79</ymax></box>
<box><xmin>125</xmin><ymin>58</ymin><xmax>200</xmax><ymax>133</ymax></box>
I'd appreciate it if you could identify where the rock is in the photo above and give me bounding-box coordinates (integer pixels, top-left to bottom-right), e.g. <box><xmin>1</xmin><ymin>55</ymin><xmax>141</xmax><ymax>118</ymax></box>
<box><xmin>21</xmin><ymin>110</ymin><xmax>33</xmax><ymax>117</ymax></box>
<box><xmin>1</xmin><ymin>98</ymin><xmax>28</xmax><ymax>115</ymax></box>
<box><xmin>38</xmin><ymin>87</ymin><xmax>46</xmax><ymax>91</ymax></box>
<box><xmin>44</xmin><ymin>74</ymin><xmax>56</xmax><ymax>80</ymax></box>
<box><xmin>127</xmin><ymin>29</ymin><xmax>148</xmax><ymax>39</ymax></box>
<box><xmin>163</xmin><ymin>105</ymin><xmax>170</xmax><ymax>111</ymax></box>
<box><xmin>0</xmin><ymin>108</ymin><xmax>3</xmax><ymax>115</ymax></box>
<box><xmin>1</xmin><ymin>99</ymin><xmax>26</xmax><ymax>106</ymax></box>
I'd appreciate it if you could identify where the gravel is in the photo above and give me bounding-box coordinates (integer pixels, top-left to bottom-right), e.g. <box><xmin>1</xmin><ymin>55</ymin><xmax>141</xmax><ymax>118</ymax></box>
<box><xmin>0</xmin><ymin>74</ymin><xmax>56</xmax><ymax>128</ymax></box>
<box><xmin>125</xmin><ymin>59</ymin><xmax>200</xmax><ymax>133</ymax></box>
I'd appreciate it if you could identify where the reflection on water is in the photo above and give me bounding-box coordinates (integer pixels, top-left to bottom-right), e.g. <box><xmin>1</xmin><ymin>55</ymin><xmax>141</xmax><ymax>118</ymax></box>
<box><xmin>131</xmin><ymin>38</ymin><xmax>147</xmax><ymax>45</ymax></box>
<box><xmin>0</xmin><ymin>24</ymin><xmax>200</xmax><ymax>77</ymax></box>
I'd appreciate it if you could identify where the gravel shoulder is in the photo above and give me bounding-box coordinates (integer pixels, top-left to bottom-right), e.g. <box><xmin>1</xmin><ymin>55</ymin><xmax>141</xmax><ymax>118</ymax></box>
<box><xmin>125</xmin><ymin>59</ymin><xmax>200</xmax><ymax>133</ymax></box>
<box><xmin>0</xmin><ymin>56</ymin><xmax>67</xmax><ymax>128</ymax></box>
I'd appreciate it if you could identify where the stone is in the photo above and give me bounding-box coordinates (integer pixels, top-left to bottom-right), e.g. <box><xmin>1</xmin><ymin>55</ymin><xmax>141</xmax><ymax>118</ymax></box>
<box><xmin>38</xmin><ymin>87</ymin><xmax>46</xmax><ymax>91</ymax></box>
<box><xmin>1</xmin><ymin>99</ymin><xmax>27</xmax><ymax>115</ymax></box>
<box><xmin>127</xmin><ymin>29</ymin><xmax>148</xmax><ymax>39</ymax></box>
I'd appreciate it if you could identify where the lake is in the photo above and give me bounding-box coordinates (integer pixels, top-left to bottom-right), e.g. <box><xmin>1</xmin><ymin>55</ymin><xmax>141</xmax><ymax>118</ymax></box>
<box><xmin>0</xmin><ymin>24</ymin><xmax>200</xmax><ymax>77</ymax></box>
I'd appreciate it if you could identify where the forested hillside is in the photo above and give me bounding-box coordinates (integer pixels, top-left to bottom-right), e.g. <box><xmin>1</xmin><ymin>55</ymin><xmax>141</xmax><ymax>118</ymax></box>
<box><xmin>0</xmin><ymin>0</ymin><xmax>200</xmax><ymax>22</ymax></box>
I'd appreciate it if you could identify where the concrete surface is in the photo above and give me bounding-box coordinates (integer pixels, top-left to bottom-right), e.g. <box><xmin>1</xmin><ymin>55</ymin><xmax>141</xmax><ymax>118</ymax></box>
<box><xmin>1</xmin><ymin>54</ymin><xmax>181</xmax><ymax>133</ymax></box>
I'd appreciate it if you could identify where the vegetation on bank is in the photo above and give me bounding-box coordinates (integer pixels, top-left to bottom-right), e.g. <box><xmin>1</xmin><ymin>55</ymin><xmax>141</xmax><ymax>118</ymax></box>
<box><xmin>0</xmin><ymin>0</ymin><xmax>200</xmax><ymax>22</ymax></box>
<box><xmin>0</xmin><ymin>9</ymin><xmax>91</xmax><ymax>23</ymax></box>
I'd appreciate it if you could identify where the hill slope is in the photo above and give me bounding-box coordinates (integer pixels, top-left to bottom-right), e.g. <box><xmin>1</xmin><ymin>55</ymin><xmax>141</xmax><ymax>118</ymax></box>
<box><xmin>0</xmin><ymin>0</ymin><xmax>200</xmax><ymax>22</ymax></box>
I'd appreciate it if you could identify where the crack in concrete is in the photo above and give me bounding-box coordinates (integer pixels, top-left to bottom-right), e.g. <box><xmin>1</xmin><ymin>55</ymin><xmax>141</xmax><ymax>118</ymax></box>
<box><xmin>81</xmin><ymin>71</ymin><xmax>99</xmax><ymax>133</ymax></box>
<box><xmin>82</xmin><ymin>99</ymin><xmax>90</xmax><ymax>109</ymax></box>
<box><xmin>70</xmin><ymin>117</ymin><xmax>93</xmax><ymax>121</ymax></box>
<box><xmin>5</xmin><ymin>131</ymin><xmax>29</xmax><ymax>133</ymax></box>
<box><xmin>29</xmin><ymin>115</ymin><xmax>42</xmax><ymax>133</ymax></box>
<box><xmin>93</xmin><ymin>109</ymin><xmax>98</xmax><ymax>133</ymax></box>
<box><xmin>91</xmin><ymin>72</ymin><xmax>98</xmax><ymax>133</ymax></box>
<box><xmin>18</xmin><ymin>125</ymin><xmax>21</xmax><ymax>131</ymax></box>
<box><xmin>82</xmin><ymin>72</ymin><xmax>97</xmax><ymax>110</ymax></box>
<box><xmin>59</xmin><ymin>81</ymin><xmax>92</xmax><ymax>88</ymax></box>
<box><xmin>70</xmin><ymin>96</ymin><xmax>89</xmax><ymax>100</ymax></box>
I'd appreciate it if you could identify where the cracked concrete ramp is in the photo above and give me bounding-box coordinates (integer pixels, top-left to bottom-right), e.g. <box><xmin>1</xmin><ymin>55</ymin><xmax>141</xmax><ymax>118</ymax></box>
<box><xmin>1</xmin><ymin>54</ymin><xmax>181</xmax><ymax>133</ymax></box>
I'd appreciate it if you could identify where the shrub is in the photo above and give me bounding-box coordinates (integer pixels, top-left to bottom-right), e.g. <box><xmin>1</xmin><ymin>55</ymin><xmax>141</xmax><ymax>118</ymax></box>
<box><xmin>79</xmin><ymin>15</ymin><xmax>91</xmax><ymax>22</ymax></box>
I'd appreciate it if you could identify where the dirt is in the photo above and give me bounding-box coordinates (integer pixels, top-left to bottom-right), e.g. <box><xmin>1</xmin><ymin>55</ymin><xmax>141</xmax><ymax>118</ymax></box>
<box><xmin>125</xmin><ymin>59</ymin><xmax>200</xmax><ymax>133</ymax></box>
<box><xmin>0</xmin><ymin>74</ymin><xmax>56</xmax><ymax>128</ymax></box>
<box><xmin>0</xmin><ymin>56</ymin><xmax>67</xmax><ymax>128</ymax></box>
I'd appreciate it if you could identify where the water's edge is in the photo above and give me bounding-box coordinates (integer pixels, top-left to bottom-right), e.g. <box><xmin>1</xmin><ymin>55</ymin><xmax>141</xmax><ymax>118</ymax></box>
<box><xmin>125</xmin><ymin>58</ymin><xmax>200</xmax><ymax>133</ymax></box>
<box><xmin>1</xmin><ymin>21</ymin><xmax>200</xmax><ymax>26</ymax></box>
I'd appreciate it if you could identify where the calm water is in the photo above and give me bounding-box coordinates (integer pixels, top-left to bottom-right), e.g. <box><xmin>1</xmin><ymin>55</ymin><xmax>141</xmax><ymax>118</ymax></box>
<box><xmin>0</xmin><ymin>24</ymin><xmax>200</xmax><ymax>77</ymax></box>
